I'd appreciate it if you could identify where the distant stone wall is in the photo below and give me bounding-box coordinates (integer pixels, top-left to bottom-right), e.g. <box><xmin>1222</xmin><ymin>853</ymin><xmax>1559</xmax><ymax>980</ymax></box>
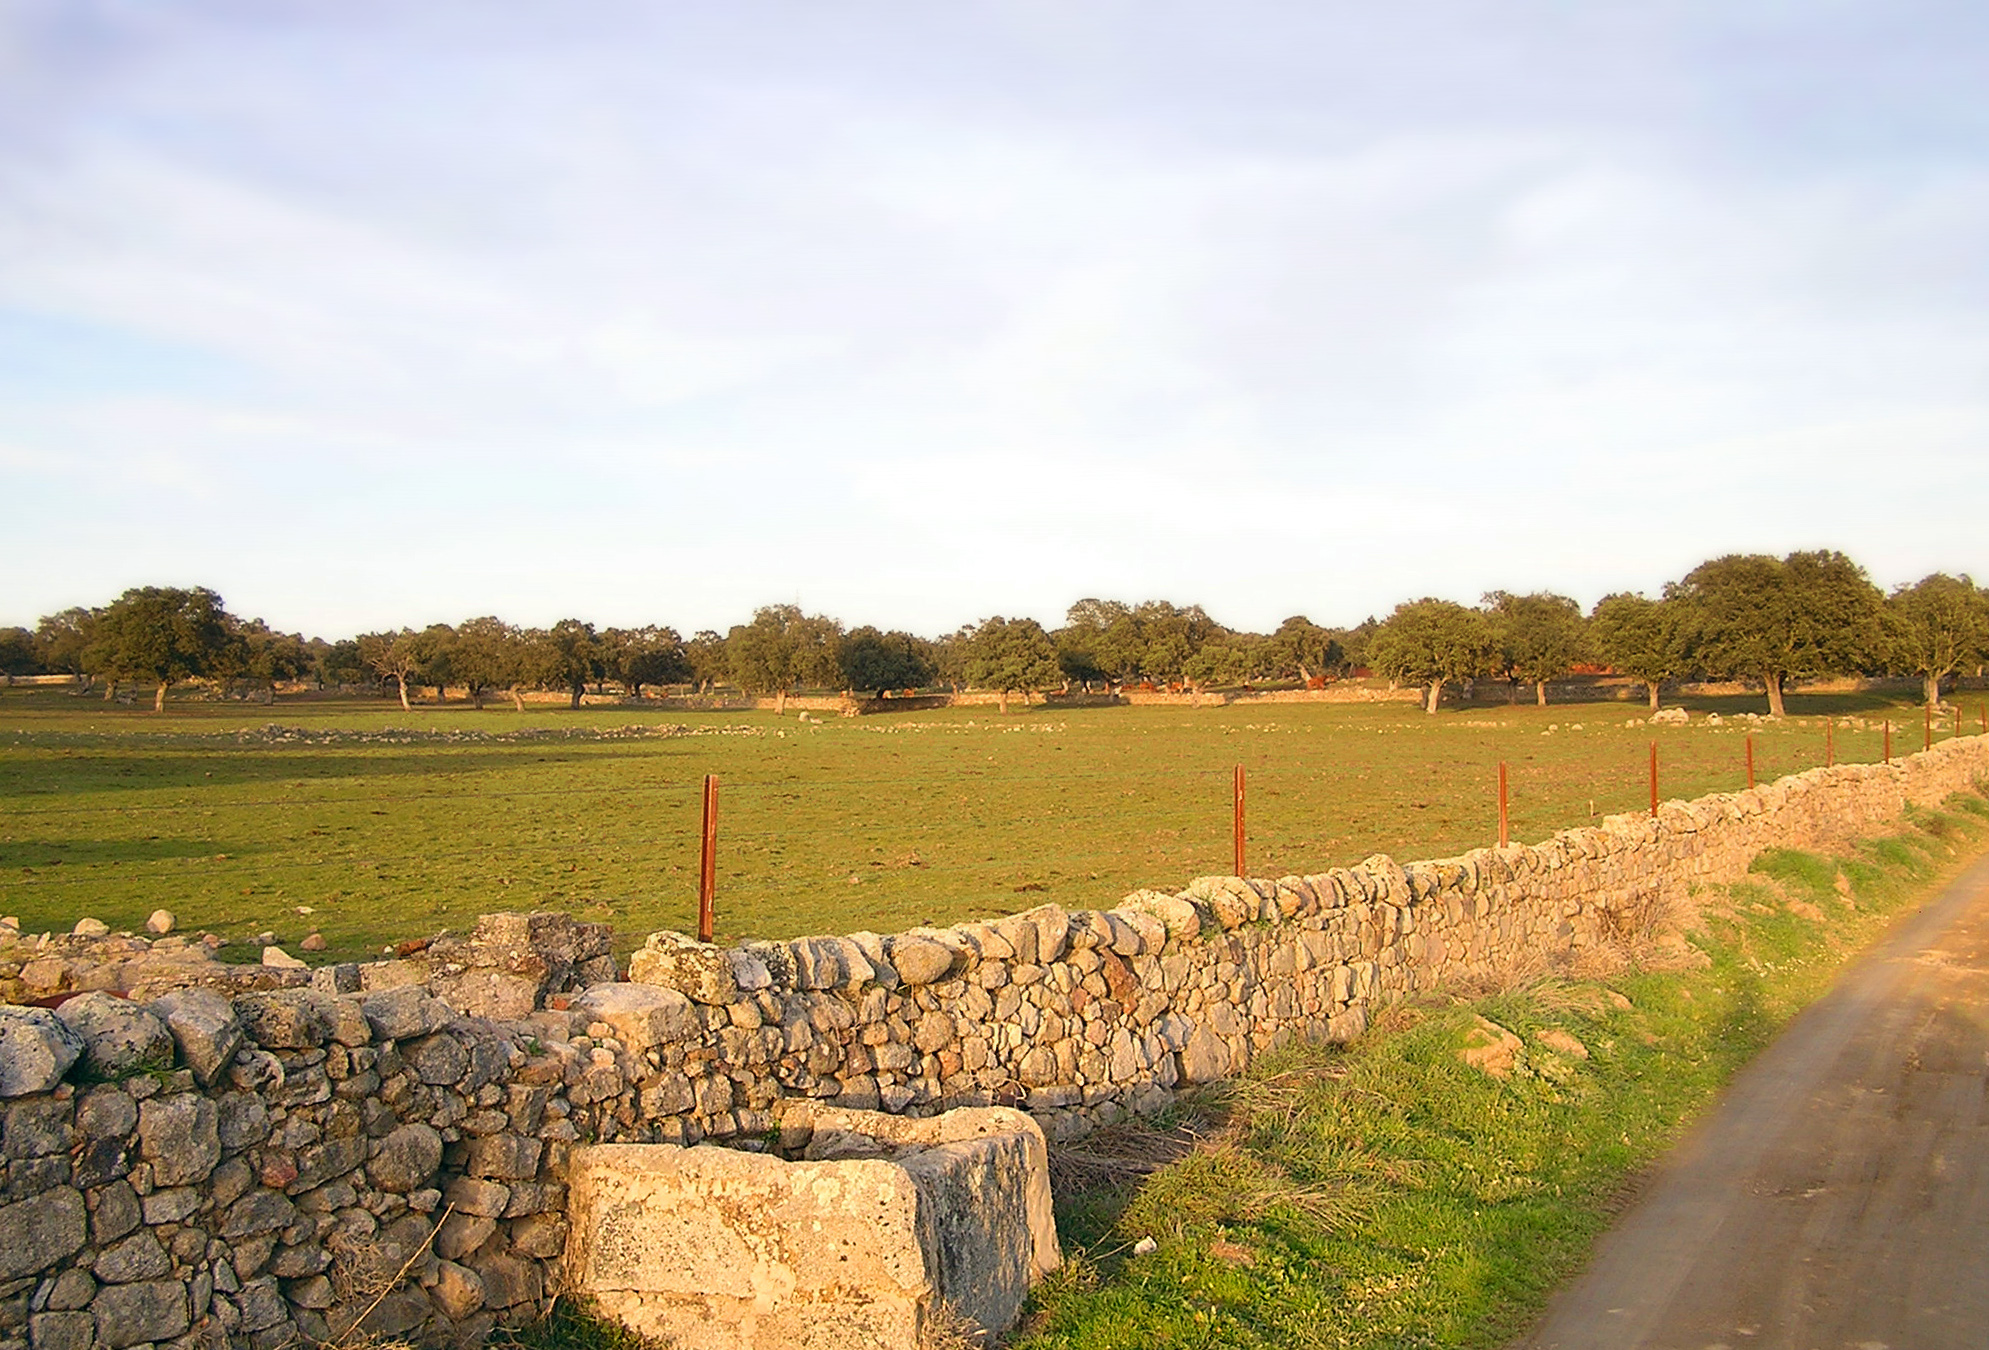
<box><xmin>3</xmin><ymin>738</ymin><xmax>1986</xmax><ymax>1350</ymax></box>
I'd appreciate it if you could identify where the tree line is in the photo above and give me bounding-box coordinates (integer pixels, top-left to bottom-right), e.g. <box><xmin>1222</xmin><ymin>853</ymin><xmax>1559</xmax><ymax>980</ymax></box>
<box><xmin>3</xmin><ymin>551</ymin><xmax>1983</xmax><ymax>714</ymax></box>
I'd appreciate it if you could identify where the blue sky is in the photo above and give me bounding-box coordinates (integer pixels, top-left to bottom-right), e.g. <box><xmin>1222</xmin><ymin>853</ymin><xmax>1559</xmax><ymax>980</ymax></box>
<box><xmin>4</xmin><ymin>2</ymin><xmax>1987</xmax><ymax>639</ymax></box>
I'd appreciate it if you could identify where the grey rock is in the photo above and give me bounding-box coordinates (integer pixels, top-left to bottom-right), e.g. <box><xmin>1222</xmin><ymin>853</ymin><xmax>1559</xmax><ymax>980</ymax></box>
<box><xmin>54</xmin><ymin>996</ymin><xmax>173</xmax><ymax>1081</ymax></box>
<box><xmin>0</xmin><ymin>1009</ymin><xmax>84</xmax><ymax>1099</ymax></box>
<box><xmin>143</xmin><ymin>912</ymin><xmax>173</xmax><ymax>937</ymax></box>
<box><xmin>284</xmin><ymin>1275</ymin><xmax>333</xmax><ymax>1310</ymax></box>
<box><xmin>467</xmin><ymin>1253</ymin><xmax>540</xmax><ymax>1309</ymax></box>
<box><xmin>366</xmin><ymin>1124</ymin><xmax>442</xmax><ymax>1194</ymax></box>
<box><xmin>0</xmin><ymin>1188</ymin><xmax>85</xmax><ymax>1281</ymax></box>
<box><xmin>463</xmin><ymin>1133</ymin><xmax>540</xmax><ymax>1181</ymax></box>
<box><xmin>137</xmin><ymin>1187</ymin><xmax>200</xmax><ymax>1226</ymax></box>
<box><xmin>433</xmin><ymin>1214</ymin><xmax>496</xmax><ymax>1262</ymax></box>
<box><xmin>568</xmin><ymin>983</ymin><xmax>697</xmax><ymax>1055</ymax></box>
<box><xmin>87</xmin><ymin>1181</ymin><xmax>140</xmax><ymax>1246</ymax></box>
<box><xmin>400</xmin><ymin>1033</ymin><xmax>467</xmax><ymax>1086</ymax></box>
<box><xmin>27</xmin><ymin>1312</ymin><xmax>91</xmax><ymax>1350</ymax></box>
<box><xmin>91</xmin><ymin>1282</ymin><xmax>186</xmax><ymax>1350</ymax></box>
<box><xmin>888</xmin><ymin>937</ymin><xmax>955</xmax><ymax>985</ymax></box>
<box><xmin>214</xmin><ymin>1094</ymin><xmax>269</xmax><ymax>1151</ymax></box>
<box><xmin>429</xmin><ymin>1261</ymin><xmax>485</xmax><ymax>1321</ymax></box>
<box><xmin>442</xmin><ymin>1177</ymin><xmax>510</xmax><ymax>1218</ymax></box>
<box><xmin>73</xmin><ymin>1089</ymin><xmax>135</xmax><ymax>1143</ymax></box>
<box><xmin>219</xmin><ymin>1189</ymin><xmax>294</xmax><ymax>1238</ymax></box>
<box><xmin>626</xmin><ymin>932</ymin><xmax>739</xmax><ymax>1004</ymax></box>
<box><xmin>144</xmin><ymin>991</ymin><xmax>242</xmax><ymax>1088</ymax></box>
<box><xmin>70</xmin><ymin>919</ymin><xmax>108</xmax><ymax>939</ymax></box>
<box><xmin>135</xmin><ymin>1096</ymin><xmax>218</xmax><ymax>1187</ymax></box>
<box><xmin>231</xmin><ymin>991</ymin><xmax>327</xmax><ymax>1049</ymax></box>
<box><xmin>3</xmin><ymin>1098</ymin><xmax>74</xmax><ymax>1160</ymax></box>
<box><xmin>92</xmin><ymin>1233</ymin><xmax>170</xmax><ymax>1285</ymax></box>
<box><xmin>358</xmin><ymin>987</ymin><xmax>447</xmax><ymax>1042</ymax></box>
<box><xmin>44</xmin><ymin>1271</ymin><xmax>95</xmax><ymax>1313</ymax></box>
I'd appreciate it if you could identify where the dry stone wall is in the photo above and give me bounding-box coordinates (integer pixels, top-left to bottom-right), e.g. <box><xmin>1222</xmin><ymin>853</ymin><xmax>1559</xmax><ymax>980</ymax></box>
<box><xmin>2</xmin><ymin>737</ymin><xmax>1986</xmax><ymax>1350</ymax></box>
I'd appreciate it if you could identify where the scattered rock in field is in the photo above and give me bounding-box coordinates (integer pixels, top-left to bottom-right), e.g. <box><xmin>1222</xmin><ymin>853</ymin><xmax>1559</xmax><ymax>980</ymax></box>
<box><xmin>1787</xmin><ymin>900</ymin><xmax>1825</xmax><ymax>921</ymax></box>
<box><xmin>254</xmin><ymin>931</ymin><xmax>277</xmax><ymax>946</ymax></box>
<box><xmin>1536</xmin><ymin>1027</ymin><xmax>1589</xmax><ymax>1061</ymax></box>
<box><xmin>54</xmin><ymin>991</ymin><xmax>174</xmax><ymax>1077</ymax></box>
<box><xmin>145</xmin><ymin>910</ymin><xmax>175</xmax><ymax>935</ymax></box>
<box><xmin>1649</xmin><ymin>708</ymin><xmax>1689</xmax><ymax>725</ymax></box>
<box><xmin>72</xmin><ymin>917</ymin><xmax>110</xmax><ymax>938</ymax></box>
<box><xmin>300</xmin><ymin>933</ymin><xmax>328</xmax><ymax>952</ymax></box>
<box><xmin>1607</xmin><ymin>990</ymin><xmax>1633</xmax><ymax>1010</ymax></box>
<box><xmin>262</xmin><ymin>946</ymin><xmax>307</xmax><ymax>970</ymax></box>
<box><xmin>1458</xmin><ymin>1017</ymin><xmax>1523</xmax><ymax>1079</ymax></box>
<box><xmin>1132</xmin><ymin>1236</ymin><xmax>1158</xmax><ymax>1256</ymax></box>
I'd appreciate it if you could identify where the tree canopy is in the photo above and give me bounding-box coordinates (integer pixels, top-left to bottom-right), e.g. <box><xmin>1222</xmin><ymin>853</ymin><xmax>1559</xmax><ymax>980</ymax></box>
<box><xmin>1589</xmin><ymin>592</ymin><xmax>1689</xmax><ymax>710</ymax></box>
<box><xmin>85</xmin><ymin>586</ymin><xmax>234</xmax><ymax>711</ymax></box>
<box><xmin>1484</xmin><ymin>591</ymin><xmax>1587</xmax><ymax>705</ymax></box>
<box><xmin>1885</xmin><ymin>574</ymin><xmax>1988</xmax><ymax>708</ymax></box>
<box><xmin>1367</xmin><ymin>598</ymin><xmax>1498</xmax><ymax>713</ymax></box>
<box><xmin>963</xmin><ymin>616</ymin><xmax>1062</xmax><ymax>713</ymax></box>
<box><xmin>1667</xmin><ymin>550</ymin><xmax>1884</xmax><ymax>715</ymax></box>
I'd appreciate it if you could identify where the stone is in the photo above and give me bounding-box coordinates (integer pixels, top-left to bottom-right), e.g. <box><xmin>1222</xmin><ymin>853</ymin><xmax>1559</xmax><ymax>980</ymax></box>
<box><xmin>888</xmin><ymin>937</ymin><xmax>955</xmax><ymax>986</ymax></box>
<box><xmin>568</xmin><ymin>984</ymin><xmax>697</xmax><ymax>1055</ymax></box>
<box><xmin>71</xmin><ymin>920</ymin><xmax>109</xmax><ymax>939</ymax></box>
<box><xmin>45</xmin><ymin>1270</ymin><xmax>97</xmax><ymax>1312</ymax></box>
<box><xmin>433</xmin><ymin>1213</ymin><xmax>497</xmax><ymax>1262</ymax></box>
<box><xmin>626</xmin><ymin>933</ymin><xmax>739</xmax><ymax>1005</ymax></box>
<box><xmin>219</xmin><ymin>1189</ymin><xmax>295</xmax><ymax>1238</ymax></box>
<box><xmin>429</xmin><ymin>1262</ymin><xmax>485</xmax><ymax>1321</ymax></box>
<box><xmin>366</xmin><ymin>1124</ymin><xmax>443</xmax><ymax>1194</ymax></box>
<box><xmin>1176</xmin><ymin>1026</ymin><xmax>1238</xmax><ymax>1085</ymax></box>
<box><xmin>1536</xmin><ymin>1027</ymin><xmax>1589</xmax><ymax>1060</ymax></box>
<box><xmin>0</xmin><ymin>1008</ymin><xmax>84</xmax><ymax>1098</ymax></box>
<box><xmin>442</xmin><ymin>1178</ymin><xmax>510</xmax><ymax>1219</ymax></box>
<box><xmin>358</xmin><ymin>987</ymin><xmax>448</xmax><ymax>1042</ymax></box>
<box><xmin>136</xmin><ymin>1095</ymin><xmax>219</xmax><ymax>1187</ymax></box>
<box><xmin>145</xmin><ymin>990</ymin><xmax>243</xmax><ymax>1088</ymax></box>
<box><xmin>464</xmin><ymin>1133</ymin><xmax>541</xmax><ymax>1181</ymax></box>
<box><xmin>568</xmin><ymin>1105</ymin><xmax>1057</xmax><ymax>1349</ymax></box>
<box><xmin>28</xmin><ymin>1311</ymin><xmax>92</xmax><ymax>1350</ymax></box>
<box><xmin>299</xmin><ymin>934</ymin><xmax>327</xmax><ymax>953</ymax></box>
<box><xmin>92</xmin><ymin>1232</ymin><xmax>170</xmax><ymax>1285</ymax></box>
<box><xmin>401</xmin><ymin>1033</ymin><xmax>468</xmax><ymax>1086</ymax></box>
<box><xmin>89</xmin><ymin>1181</ymin><xmax>140</xmax><ymax>1245</ymax></box>
<box><xmin>143</xmin><ymin>912</ymin><xmax>174</xmax><ymax>937</ymax></box>
<box><xmin>73</xmin><ymin>1088</ymin><xmax>136</xmax><ymax>1142</ymax></box>
<box><xmin>260</xmin><ymin>947</ymin><xmax>306</xmax><ymax>970</ymax></box>
<box><xmin>4</xmin><ymin>1096</ymin><xmax>74</xmax><ymax>1159</ymax></box>
<box><xmin>90</xmin><ymin>1281</ymin><xmax>187</xmax><ymax>1350</ymax></box>
<box><xmin>466</xmin><ymin>1252</ymin><xmax>540</xmax><ymax>1309</ymax></box>
<box><xmin>1458</xmin><ymin>1017</ymin><xmax>1523</xmax><ymax>1079</ymax></box>
<box><xmin>54</xmin><ymin>995</ymin><xmax>173</xmax><ymax>1080</ymax></box>
<box><xmin>0</xmin><ymin>1189</ymin><xmax>86</xmax><ymax>1281</ymax></box>
<box><xmin>231</xmin><ymin>1278</ymin><xmax>287</xmax><ymax>1333</ymax></box>
<box><xmin>913</xmin><ymin>1011</ymin><xmax>956</xmax><ymax>1054</ymax></box>
<box><xmin>232</xmin><ymin>991</ymin><xmax>328</xmax><ymax>1049</ymax></box>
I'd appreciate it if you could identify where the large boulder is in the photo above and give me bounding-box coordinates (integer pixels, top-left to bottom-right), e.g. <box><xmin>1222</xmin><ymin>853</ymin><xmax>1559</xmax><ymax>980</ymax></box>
<box><xmin>626</xmin><ymin>932</ymin><xmax>739</xmax><ymax>1005</ymax></box>
<box><xmin>55</xmin><ymin>992</ymin><xmax>174</xmax><ymax>1078</ymax></box>
<box><xmin>569</xmin><ymin>983</ymin><xmax>699</xmax><ymax>1055</ymax></box>
<box><xmin>0</xmin><ymin>1006</ymin><xmax>84</xmax><ymax>1097</ymax></box>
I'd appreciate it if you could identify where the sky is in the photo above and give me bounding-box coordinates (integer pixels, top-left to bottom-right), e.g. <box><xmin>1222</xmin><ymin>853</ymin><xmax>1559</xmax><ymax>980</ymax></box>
<box><xmin>3</xmin><ymin>1</ymin><xmax>1987</xmax><ymax>641</ymax></box>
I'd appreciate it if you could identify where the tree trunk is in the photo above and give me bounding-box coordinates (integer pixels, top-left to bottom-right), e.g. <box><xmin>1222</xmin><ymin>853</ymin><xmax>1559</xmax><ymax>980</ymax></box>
<box><xmin>471</xmin><ymin>688</ymin><xmax>484</xmax><ymax>710</ymax></box>
<box><xmin>509</xmin><ymin>687</ymin><xmax>526</xmax><ymax>712</ymax></box>
<box><xmin>1647</xmin><ymin>681</ymin><xmax>1661</xmax><ymax>711</ymax></box>
<box><xmin>104</xmin><ymin>679</ymin><xmax>117</xmax><ymax>702</ymax></box>
<box><xmin>774</xmin><ymin>688</ymin><xmax>787</xmax><ymax>716</ymax></box>
<box><xmin>153</xmin><ymin>681</ymin><xmax>169</xmax><ymax>712</ymax></box>
<box><xmin>999</xmin><ymin>689</ymin><xmax>1010</xmax><ymax>715</ymax></box>
<box><xmin>397</xmin><ymin>677</ymin><xmax>411</xmax><ymax>712</ymax></box>
<box><xmin>1764</xmin><ymin>671</ymin><xmax>1786</xmax><ymax>717</ymax></box>
<box><xmin>1425</xmin><ymin>680</ymin><xmax>1441</xmax><ymax>714</ymax></box>
<box><xmin>1926</xmin><ymin>672</ymin><xmax>1943</xmax><ymax>708</ymax></box>
<box><xmin>1536</xmin><ymin>680</ymin><xmax>1548</xmax><ymax>706</ymax></box>
<box><xmin>569</xmin><ymin>683</ymin><xmax>583</xmax><ymax>710</ymax></box>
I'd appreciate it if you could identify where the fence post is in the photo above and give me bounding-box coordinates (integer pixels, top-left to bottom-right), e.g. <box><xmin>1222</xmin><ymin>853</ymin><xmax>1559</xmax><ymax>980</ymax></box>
<box><xmin>1826</xmin><ymin>718</ymin><xmax>1834</xmax><ymax>767</ymax></box>
<box><xmin>1498</xmin><ymin>761</ymin><xmax>1509</xmax><ymax>848</ymax></box>
<box><xmin>1884</xmin><ymin>720</ymin><xmax>1891</xmax><ymax>764</ymax></box>
<box><xmin>1925</xmin><ymin>703</ymin><xmax>1932</xmax><ymax>752</ymax></box>
<box><xmin>1649</xmin><ymin>741</ymin><xmax>1659</xmax><ymax>817</ymax></box>
<box><xmin>1233</xmin><ymin>765</ymin><xmax>1246</xmax><ymax>878</ymax></box>
<box><xmin>1746</xmin><ymin>733</ymin><xmax>1755</xmax><ymax>789</ymax></box>
<box><xmin>698</xmin><ymin>774</ymin><xmax>718</xmax><ymax>943</ymax></box>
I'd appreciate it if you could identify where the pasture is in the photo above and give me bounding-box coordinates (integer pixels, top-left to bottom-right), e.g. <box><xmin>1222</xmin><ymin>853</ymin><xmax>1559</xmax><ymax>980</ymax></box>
<box><xmin>0</xmin><ymin>685</ymin><xmax>1966</xmax><ymax>961</ymax></box>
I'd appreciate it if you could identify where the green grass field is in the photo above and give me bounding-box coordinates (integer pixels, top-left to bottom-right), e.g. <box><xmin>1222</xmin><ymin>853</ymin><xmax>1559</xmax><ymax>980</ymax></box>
<box><xmin>0</xmin><ymin>684</ymin><xmax>1974</xmax><ymax>960</ymax></box>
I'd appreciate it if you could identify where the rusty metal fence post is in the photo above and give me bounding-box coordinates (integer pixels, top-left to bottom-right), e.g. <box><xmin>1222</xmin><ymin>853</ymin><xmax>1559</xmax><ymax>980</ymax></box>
<box><xmin>698</xmin><ymin>774</ymin><xmax>718</xmax><ymax>943</ymax></box>
<box><xmin>1649</xmin><ymin>741</ymin><xmax>1659</xmax><ymax>817</ymax></box>
<box><xmin>1233</xmin><ymin>765</ymin><xmax>1246</xmax><ymax>878</ymax></box>
<box><xmin>1498</xmin><ymin>761</ymin><xmax>1509</xmax><ymax>848</ymax></box>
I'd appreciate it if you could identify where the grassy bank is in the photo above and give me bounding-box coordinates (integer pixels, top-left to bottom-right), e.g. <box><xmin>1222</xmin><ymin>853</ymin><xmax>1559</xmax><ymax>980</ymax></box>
<box><xmin>0</xmin><ymin>686</ymin><xmax>1965</xmax><ymax>960</ymax></box>
<box><xmin>1009</xmin><ymin>788</ymin><xmax>1989</xmax><ymax>1349</ymax></box>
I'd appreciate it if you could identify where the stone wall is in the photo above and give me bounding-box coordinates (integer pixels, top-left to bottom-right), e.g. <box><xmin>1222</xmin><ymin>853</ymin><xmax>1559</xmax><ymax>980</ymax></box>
<box><xmin>2</xmin><ymin>737</ymin><xmax>1986</xmax><ymax>1350</ymax></box>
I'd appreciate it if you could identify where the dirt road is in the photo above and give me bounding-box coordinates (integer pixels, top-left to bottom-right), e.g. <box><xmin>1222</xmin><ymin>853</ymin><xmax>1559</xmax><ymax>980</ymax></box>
<box><xmin>1515</xmin><ymin>851</ymin><xmax>1989</xmax><ymax>1350</ymax></box>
